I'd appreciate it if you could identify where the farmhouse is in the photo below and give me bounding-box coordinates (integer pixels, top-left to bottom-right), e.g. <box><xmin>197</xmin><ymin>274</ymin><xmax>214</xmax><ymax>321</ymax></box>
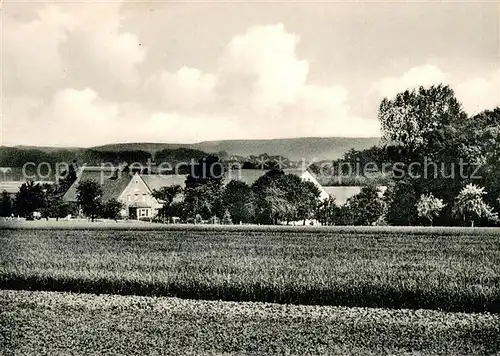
<box><xmin>63</xmin><ymin>166</ymin><xmax>186</xmax><ymax>219</ymax></box>
<box><xmin>62</xmin><ymin>166</ymin><xmax>330</xmax><ymax>219</ymax></box>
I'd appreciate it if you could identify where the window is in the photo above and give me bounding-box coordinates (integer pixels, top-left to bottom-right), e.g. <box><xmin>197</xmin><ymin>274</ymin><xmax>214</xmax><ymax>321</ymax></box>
<box><xmin>127</xmin><ymin>194</ymin><xmax>131</xmax><ymax>202</ymax></box>
<box><xmin>142</xmin><ymin>194</ymin><xmax>147</xmax><ymax>202</ymax></box>
<box><xmin>134</xmin><ymin>194</ymin><xmax>138</xmax><ymax>201</ymax></box>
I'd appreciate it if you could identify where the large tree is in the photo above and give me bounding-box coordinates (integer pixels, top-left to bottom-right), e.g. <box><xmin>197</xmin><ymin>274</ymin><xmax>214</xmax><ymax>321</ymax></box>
<box><xmin>58</xmin><ymin>160</ymin><xmax>78</xmax><ymax>194</ymax></box>
<box><xmin>465</xmin><ymin>108</ymin><xmax>500</xmax><ymax>214</ymax></box>
<box><xmin>379</xmin><ymin>85</ymin><xmax>467</xmax><ymax>162</ymax></box>
<box><xmin>346</xmin><ymin>185</ymin><xmax>386</xmax><ymax>226</ymax></box>
<box><xmin>101</xmin><ymin>198</ymin><xmax>124</xmax><ymax>221</ymax></box>
<box><xmin>378</xmin><ymin>85</ymin><xmax>471</xmax><ymax>224</ymax></box>
<box><xmin>452</xmin><ymin>184</ymin><xmax>497</xmax><ymax>227</ymax></box>
<box><xmin>315</xmin><ymin>196</ymin><xmax>339</xmax><ymax>226</ymax></box>
<box><xmin>76</xmin><ymin>179</ymin><xmax>103</xmax><ymax>222</ymax></box>
<box><xmin>0</xmin><ymin>191</ymin><xmax>12</xmax><ymax>217</ymax></box>
<box><xmin>416</xmin><ymin>193</ymin><xmax>445</xmax><ymax>226</ymax></box>
<box><xmin>14</xmin><ymin>181</ymin><xmax>45</xmax><ymax>219</ymax></box>
<box><xmin>184</xmin><ymin>155</ymin><xmax>225</xmax><ymax>220</ymax></box>
<box><xmin>296</xmin><ymin>180</ymin><xmax>321</xmax><ymax>225</ymax></box>
<box><xmin>221</xmin><ymin>180</ymin><xmax>255</xmax><ymax>224</ymax></box>
<box><xmin>151</xmin><ymin>185</ymin><xmax>183</xmax><ymax>222</ymax></box>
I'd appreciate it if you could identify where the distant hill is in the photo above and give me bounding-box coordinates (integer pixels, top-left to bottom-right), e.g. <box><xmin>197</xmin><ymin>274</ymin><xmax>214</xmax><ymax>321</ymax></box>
<box><xmin>93</xmin><ymin>137</ymin><xmax>381</xmax><ymax>161</ymax></box>
<box><xmin>1</xmin><ymin>137</ymin><xmax>381</xmax><ymax>171</ymax></box>
<box><xmin>13</xmin><ymin>145</ymin><xmax>84</xmax><ymax>153</ymax></box>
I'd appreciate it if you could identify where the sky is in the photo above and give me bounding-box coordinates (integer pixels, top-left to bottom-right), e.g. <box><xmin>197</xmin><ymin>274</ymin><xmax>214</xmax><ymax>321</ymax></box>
<box><xmin>2</xmin><ymin>0</ymin><xmax>499</xmax><ymax>147</ymax></box>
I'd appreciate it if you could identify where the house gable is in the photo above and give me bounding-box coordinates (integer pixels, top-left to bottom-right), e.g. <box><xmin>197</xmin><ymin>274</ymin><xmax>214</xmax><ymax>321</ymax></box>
<box><xmin>118</xmin><ymin>173</ymin><xmax>161</xmax><ymax>209</ymax></box>
<box><xmin>298</xmin><ymin>170</ymin><xmax>330</xmax><ymax>200</ymax></box>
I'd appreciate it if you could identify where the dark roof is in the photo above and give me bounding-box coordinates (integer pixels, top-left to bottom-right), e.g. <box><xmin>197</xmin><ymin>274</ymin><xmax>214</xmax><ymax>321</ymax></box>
<box><xmin>63</xmin><ymin>168</ymin><xmax>131</xmax><ymax>202</ymax></box>
<box><xmin>140</xmin><ymin>174</ymin><xmax>187</xmax><ymax>191</ymax></box>
<box><xmin>0</xmin><ymin>181</ymin><xmax>54</xmax><ymax>194</ymax></box>
<box><xmin>223</xmin><ymin>169</ymin><xmax>269</xmax><ymax>186</ymax></box>
<box><xmin>323</xmin><ymin>186</ymin><xmax>387</xmax><ymax>206</ymax></box>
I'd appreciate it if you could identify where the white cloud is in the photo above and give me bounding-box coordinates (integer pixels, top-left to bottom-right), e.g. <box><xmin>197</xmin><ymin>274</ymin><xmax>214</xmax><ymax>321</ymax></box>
<box><xmin>373</xmin><ymin>64</ymin><xmax>447</xmax><ymax>98</ymax></box>
<box><xmin>2</xmin><ymin>5</ymin><xmax>73</xmax><ymax>95</ymax></box>
<box><xmin>3</xmin><ymin>2</ymin><xmax>146</xmax><ymax>96</ymax></box>
<box><xmin>218</xmin><ymin>23</ymin><xmax>309</xmax><ymax>112</ymax></box>
<box><xmin>455</xmin><ymin>69</ymin><xmax>500</xmax><ymax>115</ymax></box>
<box><xmin>373</xmin><ymin>64</ymin><xmax>500</xmax><ymax>116</ymax></box>
<box><xmin>64</xmin><ymin>3</ymin><xmax>146</xmax><ymax>85</ymax></box>
<box><xmin>140</xmin><ymin>23</ymin><xmax>380</xmax><ymax>140</ymax></box>
<box><xmin>148</xmin><ymin>66</ymin><xmax>218</xmax><ymax>110</ymax></box>
<box><xmin>4</xmin><ymin>17</ymin><xmax>382</xmax><ymax>146</ymax></box>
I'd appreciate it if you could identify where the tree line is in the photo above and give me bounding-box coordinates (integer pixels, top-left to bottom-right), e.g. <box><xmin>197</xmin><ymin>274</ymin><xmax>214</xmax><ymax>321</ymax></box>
<box><xmin>151</xmin><ymin>156</ymin><xmax>322</xmax><ymax>225</ymax></box>
<box><xmin>2</xmin><ymin>84</ymin><xmax>499</xmax><ymax>227</ymax></box>
<box><xmin>315</xmin><ymin>85</ymin><xmax>500</xmax><ymax>226</ymax></box>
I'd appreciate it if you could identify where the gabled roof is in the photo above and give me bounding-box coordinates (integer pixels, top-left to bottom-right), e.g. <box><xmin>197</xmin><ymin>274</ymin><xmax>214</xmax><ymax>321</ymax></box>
<box><xmin>63</xmin><ymin>167</ymin><xmax>132</xmax><ymax>202</ymax></box>
<box><xmin>323</xmin><ymin>186</ymin><xmax>387</xmax><ymax>206</ymax></box>
<box><xmin>223</xmin><ymin>168</ymin><xmax>315</xmax><ymax>186</ymax></box>
<box><xmin>323</xmin><ymin>186</ymin><xmax>362</xmax><ymax>206</ymax></box>
<box><xmin>223</xmin><ymin>169</ymin><xmax>269</xmax><ymax>186</ymax></box>
<box><xmin>140</xmin><ymin>174</ymin><xmax>187</xmax><ymax>192</ymax></box>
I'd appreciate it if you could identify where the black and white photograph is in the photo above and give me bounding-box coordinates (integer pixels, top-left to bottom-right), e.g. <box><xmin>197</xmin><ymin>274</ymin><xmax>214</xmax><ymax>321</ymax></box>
<box><xmin>1</xmin><ymin>0</ymin><xmax>499</xmax><ymax>354</ymax></box>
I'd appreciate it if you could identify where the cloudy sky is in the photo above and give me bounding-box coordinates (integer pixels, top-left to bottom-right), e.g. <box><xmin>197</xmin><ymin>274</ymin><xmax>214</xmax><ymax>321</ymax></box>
<box><xmin>2</xmin><ymin>1</ymin><xmax>499</xmax><ymax>147</ymax></box>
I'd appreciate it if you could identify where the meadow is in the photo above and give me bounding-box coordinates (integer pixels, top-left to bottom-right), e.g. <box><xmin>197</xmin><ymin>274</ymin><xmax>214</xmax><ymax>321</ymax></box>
<box><xmin>2</xmin><ymin>290</ymin><xmax>499</xmax><ymax>355</ymax></box>
<box><xmin>1</xmin><ymin>225</ymin><xmax>499</xmax><ymax>312</ymax></box>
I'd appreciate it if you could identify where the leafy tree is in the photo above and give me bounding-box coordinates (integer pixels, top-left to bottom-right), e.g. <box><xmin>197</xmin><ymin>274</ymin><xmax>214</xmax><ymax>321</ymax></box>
<box><xmin>263</xmin><ymin>184</ymin><xmax>296</xmax><ymax>225</ymax></box>
<box><xmin>101</xmin><ymin>198</ymin><xmax>124</xmax><ymax>221</ymax></box>
<box><xmin>465</xmin><ymin>108</ymin><xmax>500</xmax><ymax>214</ymax></box>
<box><xmin>14</xmin><ymin>181</ymin><xmax>45</xmax><ymax>219</ymax></box>
<box><xmin>296</xmin><ymin>180</ymin><xmax>321</xmax><ymax>225</ymax></box>
<box><xmin>346</xmin><ymin>185</ymin><xmax>386</xmax><ymax>226</ymax></box>
<box><xmin>416</xmin><ymin>193</ymin><xmax>445</xmax><ymax>226</ymax></box>
<box><xmin>252</xmin><ymin>170</ymin><xmax>293</xmax><ymax>224</ymax></box>
<box><xmin>58</xmin><ymin>160</ymin><xmax>78</xmax><ymax>193</ymax></box>
<box><xmin>222</xmin><ymin>180</ymin><xmax>255</xmax><ymax>224</ymax></box>
<box><xmin>51</xmin><ymin>197</ymin><xmax>71</xmax><ymax>221</ymax></box>
<box><xmin>76</xmin><ymin>179</ymin><xmax>103</xmax><ymax>222</ymax></box>
<box><xmin>379</xmin><ymin>85</ymin><xmax>467</xmax><ymax>162</ymax></box>
<box><xmin>384</xmin><ymin>180</ymin><xmax>418</xmax><ymax>226</ymax></box>
<box><xmin>222</xmin><ymin>209</ymin><xmax>232</xmax><ymax>225</ymax></box>
<box><xmin>315</xmin><ymin>196</ymin><xmax>339</xmax><ymax>226</ymax></box>
<box><xmin>182</xmin><ymin>184</ymin><xmax>218</xmax><ymax>221</ymax></box>
<box><xmin>378</xmin><ymin>85</ymin><xmax>472</xmax><ymax>224</ymax></box>
<box><xmin>184</xmin><ymin>155</ymin><xmax>225</xmax><ymax>220</ymax></box>
<box><xmin>452</xmin><ymin>184</ymin><xmax>498</xmax><ymax>227</ymax></box>
<box><xmin>151</xmin><ymin>185</ymin><xmax>183</xmax><ymax>222</ymax></box>
<box><xmin>0</xmin><ymin>191</ymin><xmax>12</xmax><ymax>217</ymax></box>
<box><xmin>251</xmin><ymin>170</ymin><xmax>321</xmax><ymax>225</ymax></box>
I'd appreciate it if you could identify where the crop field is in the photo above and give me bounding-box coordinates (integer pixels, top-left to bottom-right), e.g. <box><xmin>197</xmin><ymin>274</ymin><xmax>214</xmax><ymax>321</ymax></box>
<box><xmin>1</xmin><ymin>290</ymin><xmax>499</xmax><ymax>355</ymax></box>
<box><xmin>1</xmin><ymin>226</ymin><xmax>499</xmax><ymax>312</ymax></box>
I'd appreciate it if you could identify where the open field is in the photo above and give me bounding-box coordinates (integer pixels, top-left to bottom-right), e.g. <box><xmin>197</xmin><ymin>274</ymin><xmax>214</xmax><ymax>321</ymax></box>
<box><xmin>3</xmin><ymin>219</ymin><xmax>500</xmax><ymax>235</ymax></box>
<box><xmin>1</xmin><ymin>226</ymin><xmax>499</xmax><ymax>312</ymax></box>
<box><xmin>1</xmin><ymin>290</ymin><xmax>499</xmax><ymax>355</ymax></box>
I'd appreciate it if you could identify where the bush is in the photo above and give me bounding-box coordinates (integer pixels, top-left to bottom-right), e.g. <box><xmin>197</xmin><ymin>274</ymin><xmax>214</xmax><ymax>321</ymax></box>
<box><xmin>222</xmin><ymin>210</ymin><xmax>232</xmax><ymax>225</ymax></box>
